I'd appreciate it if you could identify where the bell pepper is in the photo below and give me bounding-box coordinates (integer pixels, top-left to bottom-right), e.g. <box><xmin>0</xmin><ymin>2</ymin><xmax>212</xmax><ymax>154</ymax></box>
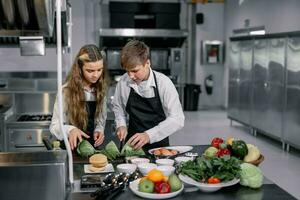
<box><xmin>231</xmin><ymin>140</ymin><xmax>248</xmax><ymax>159</ymax></box>
<box><xmin>217</xmin><ymin>148</ymin><xmax>231</xmax><ymax>157</ymax></box>
<box><xmin>211</xmin><ymin>137</ymin><xmax>224</xmax><ymax>149</ymax></box>
<box><xmin>154</xmin><ymin>182</ymin><xmax>171</xmax><ymax>194</ymax></box>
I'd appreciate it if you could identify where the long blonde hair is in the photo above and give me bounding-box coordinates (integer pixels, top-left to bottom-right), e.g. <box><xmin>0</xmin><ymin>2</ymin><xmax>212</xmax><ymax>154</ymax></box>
<box><xmin>64</xmin><ymin>44</ymin><xmax>109</xmax><ymax>131</ymax></box>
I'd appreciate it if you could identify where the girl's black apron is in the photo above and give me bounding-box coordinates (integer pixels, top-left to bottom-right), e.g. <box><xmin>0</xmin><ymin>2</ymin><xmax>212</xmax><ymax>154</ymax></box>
<box><xmin>85</xmin><ymin>101</ymin><xmax>96</xmax><ymax>144</ymax></box>
<box><xmin>125</xmin><ymin>72</ymin><xmax>169</xmax><ymax>152</ymax></box>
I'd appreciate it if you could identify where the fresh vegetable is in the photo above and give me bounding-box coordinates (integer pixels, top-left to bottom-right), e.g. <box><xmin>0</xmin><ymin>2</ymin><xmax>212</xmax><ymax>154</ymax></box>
<box><xmin>204</xmin><ymin>146</ymin><xmax>218</xmax><ymax>158</ymax></box>
<box><xmin>231</xmin><ymin>140</ymin><xmax>248</xmax><ymax>159</ymax></box>
<box><xmin>104</xmin><ymin>141</ymin><xmax>120</xmax><ymax>160</ymax></box>
<box><xmin>244</xmin><ymin>144</ymin><xmax>261</xmax><ymax>163</ymax></box>
<box><xmin>99</xmin><ymin>141</ymin><xmax>146</xmax><ymax>160</ymax></box>
<box><xmin>208</xmin><ymin>177</ymin><xmax>221</xmax><ymax>184</ymax></box>
<box><xmin>219</xmin><ymin>142</ymin><xmax>227</xmax><ymax>149</ymax></box>
<box><xmin>211</xmin><ymin>137</ymin><xmax>224</xmax><ymax>149</ymax></box>
<box><xmin>217</xmin><ymin>148</ymin><xmax>231</xmax><ymax>157</ymax></box>
<box><xmin>121</xmin><ymin>142</ymin><xmax>146</xmax><ymax>157</ymax></box>
<box><xmin>227</xmin><ymin>137</ymin><xmax>234</xmax><ymax>146</ymax></box>
<box><xmin>154</xmin><ymin>182</ymin><xmax>171</xmax><ymax>194</ymax></box>
<box><xmin>239</xmin><ymin>163</ymin><xmax>263</xmax><ymax>189</ymax></box>
<box><xmin>178</xmin><ymin>155</ymin><xmax>241</xmax><ymax>183</ymax></box>
<box><xmin>76</xmin><ymin>140</ymin><xmax>99</xmax><ymax>157</ymax></box>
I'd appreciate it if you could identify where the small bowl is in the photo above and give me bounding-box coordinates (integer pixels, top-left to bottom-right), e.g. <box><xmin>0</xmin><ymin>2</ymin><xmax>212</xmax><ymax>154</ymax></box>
<box><xmin>155</xmin><ymin>158</ymin><xmax>174</xmax><ymax>166</ymax></box>
<box><xmin>175</xmin><ymin>156</ymin><xmax>194</xmax><ymax>164</ymax></box>
<box><xmin>117</xmin><ymin>163</ymin><xmax>137</xmax><ymax>174</ymax></box>
<box><xmin>157</xmin><ymin>165</ymin><xmax>175</xmax><ymax>176</ymax></box>
<box><xmin>130</xmin><ymin>158</ymin><xmax>150</xmax><ymax>165</ymax></box>
<box><xmin>137</xmin><ymin>163</ymin><xmax>157</xmax><ymax>176</ymax></box>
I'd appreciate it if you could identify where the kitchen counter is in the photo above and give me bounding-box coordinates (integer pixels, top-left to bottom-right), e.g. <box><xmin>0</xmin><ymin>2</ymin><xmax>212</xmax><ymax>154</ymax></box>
<box><xmin>70</xmin><ymin>145</ymin><xmax>297</xmax><ymax>200</ymax></box>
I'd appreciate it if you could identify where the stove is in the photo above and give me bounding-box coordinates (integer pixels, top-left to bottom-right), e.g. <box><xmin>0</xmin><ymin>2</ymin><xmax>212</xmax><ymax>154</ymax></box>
<box><xmin>17</xmin><ymin>114</ymin><xmax>52</xmax><ymax>122</ymax></box>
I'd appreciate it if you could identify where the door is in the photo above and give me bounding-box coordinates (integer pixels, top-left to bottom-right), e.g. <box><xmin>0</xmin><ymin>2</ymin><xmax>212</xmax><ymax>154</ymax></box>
<box><xmin>238</xmin><ymin>40</ymin><xmax>253</xmax><ymax>125</ymax></box>
<box><xmin>228</xmin><ymin>41</ymin><xmax>240</xmax><ymax>120</ymax></box>
<box><xmin>283</xmin><ymin>37</ymin><xmax>300</xmax><ymax>148</ymax></box>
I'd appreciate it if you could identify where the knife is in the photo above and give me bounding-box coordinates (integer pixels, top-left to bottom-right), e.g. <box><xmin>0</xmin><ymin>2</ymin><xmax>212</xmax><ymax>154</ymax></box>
<box><xmin>119</xmin><ymin>139</ymin><xmax>125</xmax><ymax>153</ymax></box>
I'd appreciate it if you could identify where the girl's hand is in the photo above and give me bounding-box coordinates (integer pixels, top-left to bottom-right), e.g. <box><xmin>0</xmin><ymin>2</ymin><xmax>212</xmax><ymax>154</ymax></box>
<box><xmin>94</xmin><ymin>132</ymin><xmax>105</xmax><ymax>147</ymax></box>
<box><xmin>69</xmin><ymin>128</ymin><xmax>90</xmax><ymax>150</ymax></box>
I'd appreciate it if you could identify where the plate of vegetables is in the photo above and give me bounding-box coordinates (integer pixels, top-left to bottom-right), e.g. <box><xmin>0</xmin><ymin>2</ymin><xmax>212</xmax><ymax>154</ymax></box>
<box><xmin>178</xmin><ymin>156</ymin><xmax>241</xmax><ymax>192</ymax></box>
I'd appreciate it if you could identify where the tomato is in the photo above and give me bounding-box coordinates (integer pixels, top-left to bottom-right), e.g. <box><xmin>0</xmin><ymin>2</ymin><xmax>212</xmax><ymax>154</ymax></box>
<box><xmin>154</xmin><ymin>182</ymin><xmax>171</xmax><ymax>194</ymax></box>
<box><xmin>211</xmin><ymin>137</ymin><xmax>224</xmax><ymax>149</ymax></box>
<box><xmin>208</xmin><ymin>177</ymin><xmax>221</xmax><ymax>184</ymax></box>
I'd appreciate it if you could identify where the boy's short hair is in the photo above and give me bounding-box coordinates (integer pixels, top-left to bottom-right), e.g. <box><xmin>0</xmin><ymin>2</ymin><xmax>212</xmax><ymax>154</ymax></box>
<box><xmin>121</xmin><ymin>40</ymin><xmax>150</xmax><ymax>70</ymax></box>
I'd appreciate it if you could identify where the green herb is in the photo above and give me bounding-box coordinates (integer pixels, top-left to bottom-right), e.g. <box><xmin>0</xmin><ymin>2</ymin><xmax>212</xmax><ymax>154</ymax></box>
<box><xmin>178</xmin><ymin>155</ymin><xmax>241</xmax><ymax>183</ymax></box>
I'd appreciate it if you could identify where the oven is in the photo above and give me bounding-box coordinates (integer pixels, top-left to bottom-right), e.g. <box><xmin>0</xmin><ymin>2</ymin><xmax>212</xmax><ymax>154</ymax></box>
<box><xmin>5</xmin><ymin>114</ymin><xmax>53</xmax><ymax>152</ymax></box>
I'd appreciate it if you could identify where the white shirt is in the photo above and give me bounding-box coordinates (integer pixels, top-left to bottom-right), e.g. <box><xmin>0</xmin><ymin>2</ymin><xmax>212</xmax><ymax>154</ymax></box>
<box><xmin>50</xmin><ymin>85</ymin><xmax>107</xmax><ymax>140</ymax></box>
<box><xmin>112</xmin><ymin>69</ymin><xmax>185</xmax><ymax>144</ymax></box>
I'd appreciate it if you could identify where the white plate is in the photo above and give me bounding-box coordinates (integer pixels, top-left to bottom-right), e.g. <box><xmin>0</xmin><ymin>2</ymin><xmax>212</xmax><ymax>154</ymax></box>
<box><xmin>148</xmin><ymin>146</ymin><xmax>193</xmax><ymax>156</ymax></box>
<box><xmin>179</xmin><ymin>174</ymin><xmax>239</xmax><ymax>192</ymax></box>
<box><xmin>129</xmin><ymin>178</ymin><xmax>184</xmax><ymax>199</ymax></box>
<box><xmin>84</xmin><ymin>163</ymin><xmax>114</xmax><ymax>174</ymax></box>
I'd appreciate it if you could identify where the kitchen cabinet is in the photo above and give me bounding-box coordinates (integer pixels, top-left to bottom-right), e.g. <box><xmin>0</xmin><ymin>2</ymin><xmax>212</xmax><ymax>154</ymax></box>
<box><xmin>228</xmin><ymin>32</ymin><xmax>300</xmax><ymax>150</ymax></box>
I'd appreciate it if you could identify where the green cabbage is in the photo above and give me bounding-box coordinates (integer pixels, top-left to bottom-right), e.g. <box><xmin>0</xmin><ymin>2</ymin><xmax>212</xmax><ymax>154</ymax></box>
<box><xmin>203</xmin><ymin>146</ymin><xmax>218</xmax><ymax>158</ymax></box>
<box><xmin>76</xmin><ymin>140</ymin><xmax>96</xmax><ymax>157</ymax></box>
<box><xmin>105</xmin><ymin>141</ymin><xmax>121</xmax><ymax>160</ymax></box>
<box><xmin>239</xmin><ymin>163</ymin><xmax>263</xmax><ymax>188</ymax></box>
<box><xmin>121</xmin><ymin>142</ymin><xmax>146</xmax><ymax>157</ymax></box>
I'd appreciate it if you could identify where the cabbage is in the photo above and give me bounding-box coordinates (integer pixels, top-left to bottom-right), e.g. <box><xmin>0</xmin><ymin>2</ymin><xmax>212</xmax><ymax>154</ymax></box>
<box><xmin>121</xmin><ymin>142</ymin><xmax>145</xmax><ymax>157</ymax></box>
<box><xmin>77</xmin><ymin>140</ymin><xmax>96</xmax><ymax>157</ymax></box>
<box><xmin>105</xmin><ymin>141</ymin><xmax>121</xmax><ymax>160</ymax></box>
<box><xmin>203</xmin><ymin>146</ymin><xmax>218</xmax><ymax>158</ymax></box>
<box><xmin>239</xmin><ymin>163</ymin><xmax>263</xmax><ymax>188</ymax></box>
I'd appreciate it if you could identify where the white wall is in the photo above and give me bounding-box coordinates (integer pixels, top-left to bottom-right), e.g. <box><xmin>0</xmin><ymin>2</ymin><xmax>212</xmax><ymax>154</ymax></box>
<box><xmin>196</xmin><ymin>3</ymin><xmax>225</xmax><ymax>109</ymax></box>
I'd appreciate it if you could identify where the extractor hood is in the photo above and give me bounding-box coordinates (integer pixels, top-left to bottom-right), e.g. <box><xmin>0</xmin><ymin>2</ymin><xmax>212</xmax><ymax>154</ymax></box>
<box><xmin>0</xmin><ymin>0</ymin><xmax>69</xmax><ymax>46</ymax></box>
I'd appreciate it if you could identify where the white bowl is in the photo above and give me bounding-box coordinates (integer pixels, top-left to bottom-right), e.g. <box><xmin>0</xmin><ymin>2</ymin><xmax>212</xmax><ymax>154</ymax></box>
<box><xmin>155</xmin><ymin>158</ymin><xmax>174</xmax><ymax>166</ymax></box>
<box><xmin>157</xmin><ymin>165</ymin><xmax>175</xmax><ymax>176</ymax></box>
<box><xmin>175</xmin><ymin>156</ymin><xmax>193</xmax><ymax>164</ymax></box>
<box><xmin>117</xmin><ymin>163</ymin><xmax>137</xmax><ymax>174</ymax></box>
<box><xmin>130</xmin><ymin>158</ymin><xmax>150</xmax><ymax>165</ymax></box>
<box><xmin>137</xmin><ymin>163</ymin><xmax>157</xmax><ymax>176</ymax></box>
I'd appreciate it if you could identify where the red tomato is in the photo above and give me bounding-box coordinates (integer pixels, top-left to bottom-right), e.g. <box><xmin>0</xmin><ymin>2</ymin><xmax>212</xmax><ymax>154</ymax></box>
<box><xmin>208</xmin><ymin>177</ymin><xmax>221</xmax><ymax>184</ymax></box>
<box><xmin>211</xmin><ymin>137</ymin><xmax>224</xmax><ymax>149</ymax></box>
<box><xmin>154</xmin><ymin>182</ymin><xmax>171</xmax><ymax>194</ymax></box>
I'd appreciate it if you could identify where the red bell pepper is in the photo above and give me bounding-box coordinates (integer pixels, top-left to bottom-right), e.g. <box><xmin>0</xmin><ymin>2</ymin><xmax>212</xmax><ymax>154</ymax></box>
<box><xmin>217</xmin><ymin>148</ymin><xmax>231</xmax><ymax>157</ymax></box>
<box><xmin>211</xmin><ymin>137</ymin><xmax>224</xmax><ymax>149</ymax></box>
<box><xmin>154</xmin><ymin>182</ymin><xmax>171</xmax><ymax>194</ymax></box>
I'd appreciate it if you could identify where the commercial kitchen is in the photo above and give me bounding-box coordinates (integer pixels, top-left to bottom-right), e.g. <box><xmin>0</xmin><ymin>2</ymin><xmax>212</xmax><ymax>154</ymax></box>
<box><xmin>1</xmin><ymin>0</ymin><xmax>300</xmax><ymax>199</ymax></box>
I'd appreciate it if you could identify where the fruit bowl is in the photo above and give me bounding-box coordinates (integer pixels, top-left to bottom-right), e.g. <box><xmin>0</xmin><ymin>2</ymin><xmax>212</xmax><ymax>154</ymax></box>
<box><xmin>129</xmin><ymin>178</ymin><xmax>184</xmax><ymax>199</ymax></box>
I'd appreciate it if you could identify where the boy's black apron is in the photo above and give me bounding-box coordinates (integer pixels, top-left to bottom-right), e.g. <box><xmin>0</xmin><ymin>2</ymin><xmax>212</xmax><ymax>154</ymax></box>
<box><xmin>125</xmin><ymin>72</ymin><xmax>169</xmax><ymax>152</ymax></box>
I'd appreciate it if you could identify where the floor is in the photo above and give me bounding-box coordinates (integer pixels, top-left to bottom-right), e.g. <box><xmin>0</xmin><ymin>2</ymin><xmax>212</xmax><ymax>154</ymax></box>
<box><xmin>170</xmin><ymin>110</ymin><xmax>300</xmax><ymax>200</ymax></box>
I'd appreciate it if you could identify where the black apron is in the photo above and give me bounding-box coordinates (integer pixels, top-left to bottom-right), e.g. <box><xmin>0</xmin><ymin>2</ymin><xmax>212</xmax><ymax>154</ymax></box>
<box><xmin>125</xmin><ymin>72</ymin><xmax>169</xmax><ymax>152</ymax></box>
<box><xmin>85</xmin><ymin>101</ymin><xmax>96</xmax><ymax>144</ymax></box>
